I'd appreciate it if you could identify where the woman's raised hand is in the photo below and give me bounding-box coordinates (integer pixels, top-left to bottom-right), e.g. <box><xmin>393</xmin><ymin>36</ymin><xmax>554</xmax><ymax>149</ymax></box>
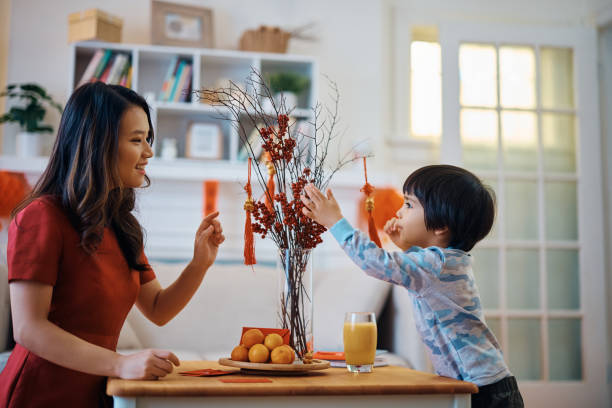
<box><xmin>191</xmin><ymin>211</ymin><xmax>225</xmax><ymax>270</ymax></box>
<box><xmin>116</xmin><ymin>349</ymin><xmax>180</xmax><ymax>380</ymax></box>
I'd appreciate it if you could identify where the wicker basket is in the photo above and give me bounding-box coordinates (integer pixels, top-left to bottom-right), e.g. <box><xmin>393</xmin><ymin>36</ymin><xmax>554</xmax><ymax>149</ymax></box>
<box><xmin>239</xmin><ymin>26</ymin><xmax>290</xmax><ymax>54</ymax></box>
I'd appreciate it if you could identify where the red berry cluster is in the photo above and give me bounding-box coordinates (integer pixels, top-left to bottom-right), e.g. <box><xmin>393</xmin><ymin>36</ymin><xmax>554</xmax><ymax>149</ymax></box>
<box><xmin>260</xmin><ymin>114</ymin><xmax>296</xmax><ymax>162</ymax></box>
<box><xmin>251</xmin><ymin>167</ymin><xmax>326</xmax><ymax>249</ymax></box>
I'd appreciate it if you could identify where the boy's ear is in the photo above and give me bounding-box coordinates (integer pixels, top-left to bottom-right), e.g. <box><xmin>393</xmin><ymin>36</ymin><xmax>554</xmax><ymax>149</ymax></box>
<box><xmin>433</xmin><ymin>226</ymin><xmax>449</xmax><ymax>236</ymax></box>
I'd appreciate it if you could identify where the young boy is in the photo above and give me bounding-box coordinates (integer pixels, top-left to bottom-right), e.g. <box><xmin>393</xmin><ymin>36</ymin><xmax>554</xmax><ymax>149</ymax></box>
<box><xmin>301</xmin><ymin>164</ymin><xmax>523</xmax><ymax>408</ymax></box>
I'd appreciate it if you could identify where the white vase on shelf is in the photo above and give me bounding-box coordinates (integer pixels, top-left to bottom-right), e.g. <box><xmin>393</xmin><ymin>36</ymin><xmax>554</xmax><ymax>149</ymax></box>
<box><xmin>15</xmin><ymin>132</ymin><xmax>44</xmax><ymax>157</ymax></box>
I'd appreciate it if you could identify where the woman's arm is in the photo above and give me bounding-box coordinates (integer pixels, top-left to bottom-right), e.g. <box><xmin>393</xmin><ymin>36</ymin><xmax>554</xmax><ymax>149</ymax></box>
<box><xmin>136</xmin><ymin>212</ymin><xmax>225</xmax><ymax>326</ymax></box>
<box><xmin>10</xmin><ymin>280</ymin><xmax>179</xmax><ymax>379</ymax></box>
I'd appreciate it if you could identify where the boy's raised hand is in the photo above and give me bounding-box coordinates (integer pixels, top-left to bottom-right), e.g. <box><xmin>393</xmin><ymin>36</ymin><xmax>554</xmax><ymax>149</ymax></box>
<box><xmin>384</xmin><ymin>217</ymin><xmax>402</xmax><ymax>246</ymax></box>
<box><xmin>301</xmin><ymin>183</ymin><xmax>343</xmax><ymax>228</ymax></box>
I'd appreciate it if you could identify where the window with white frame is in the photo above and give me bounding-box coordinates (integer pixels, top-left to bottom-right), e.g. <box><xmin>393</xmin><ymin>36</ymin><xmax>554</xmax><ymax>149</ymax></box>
<box><xmin>398</xmin><ymin>16</ymin><xmax>606</xmax><ymax>406</ymax></box>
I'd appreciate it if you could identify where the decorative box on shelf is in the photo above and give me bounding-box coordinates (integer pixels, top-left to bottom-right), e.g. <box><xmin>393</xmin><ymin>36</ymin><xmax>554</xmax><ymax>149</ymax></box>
<box><xmin>68</xmin><ymin>9</ymin><xmax>123</xmax><ymax>43</ymax></box>
<box><xmin>239</xmin><ymin>26</ymin><xmax>291</xmax><ymax>53</ymax></box>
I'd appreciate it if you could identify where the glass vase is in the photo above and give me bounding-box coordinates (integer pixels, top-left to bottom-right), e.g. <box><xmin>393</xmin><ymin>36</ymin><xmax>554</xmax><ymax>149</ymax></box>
<box><xmin>277</xmin><ymin>247</ymin><xmax>313</xmax><ymax>359</ymax></box>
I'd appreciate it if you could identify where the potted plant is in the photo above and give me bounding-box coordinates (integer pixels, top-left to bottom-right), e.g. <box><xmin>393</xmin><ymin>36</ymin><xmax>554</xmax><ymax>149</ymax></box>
<box><xmin>266</xmin><ymin>72</ymin><xmax>310</xmax><ymax>110</ymax></box>
<box><xmin>0</xmin><ymin>83</ymin><xmax>63</xmax><ymax>157</ymax></box>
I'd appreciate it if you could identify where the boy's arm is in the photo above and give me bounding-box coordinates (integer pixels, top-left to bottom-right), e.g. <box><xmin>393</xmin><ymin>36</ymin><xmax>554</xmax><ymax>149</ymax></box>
<box><xmin>330</xmin><ymin>217</ymin><xmax>444</xmax><ymax>294</ymax></box>
<box><xmin>299</xmin><ymin>183</ymin><xmax>443</xmax><ymax>294</ymax></box>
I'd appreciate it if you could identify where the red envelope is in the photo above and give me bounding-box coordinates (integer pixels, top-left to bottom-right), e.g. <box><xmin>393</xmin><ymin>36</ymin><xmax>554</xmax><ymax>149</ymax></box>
<box><xmin>241</xmin><ymin>327</ymin><xmax>290</xmax><ymax>345</ymax></box>
<box><xmin>313</xmin><ymin>351</ymin><xmax>345</xmax><ymax>361</ymax></box>
<box><xmin>179</xmin><ymin>369</ymin><xmax>236</xmax><ymax>377</ymax></box>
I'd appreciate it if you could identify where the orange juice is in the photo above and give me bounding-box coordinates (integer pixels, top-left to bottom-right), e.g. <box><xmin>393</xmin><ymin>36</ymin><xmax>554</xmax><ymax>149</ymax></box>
<box><xmin>343</xmin><ymin>321</ymin><xmax>377</xmax><ymax>365</ymax></box>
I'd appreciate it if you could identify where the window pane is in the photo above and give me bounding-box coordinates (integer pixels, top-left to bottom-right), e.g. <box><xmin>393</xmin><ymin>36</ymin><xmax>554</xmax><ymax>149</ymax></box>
<box><xmin>549</xmin><ymin>318</ymin><xmax>582</xmax><ymax>380</ymax></box>
<box><xmin>547</xmin><ymin>249</ymin><xmax>580</xmax><ymax>310</ymax></box>
<box><xmin>499</xmin><ymin>46</ymin><xmax>536</xmax><ymax>108</ymax></box>
<box><xmin>459</xmin><ymin>43</ymin><xmax>497</xmax><ymax>107</ymax></box>
<box><xmin>505</xmin><ymin>180</ymin><xmax>538</xmax><ymax>240</ymax></box>
<box><xmin>541</xmin><ymin>47</ymin><xmax>574</xmax><ymax>110</ymax></box>
<box><xmin>506</xmin><ymin>249</ymin><xmax>539</xmax><ymax>309</ymax></box>
<box><xmin>508</xmin><ymin>318</ymin><xmax>542</xmax><ymax>380</ymax></box>
<box><xmin>486</xmin><ymin>317</ymin><xmax>502</xmax><ymax>341</ymax></box>
<box><xmin>545</xmin><ymin>181</ymin><xmax>578</xmax><ymax>240</ymax></box>
<box><xmin>502</xmin><ymin>111</ymin><xmax>538</xmax><ymax>171</ymax></box>
<box><xmin>411</xmin><ymin>41</ymin><xmax>442</xmax><ymax>139</ymax></box>
<box><xmin>461</xmin><ymin>109</ymin><xmax>498</xmax><ymax>170</ymax></box>
<box><xmin>482</xmin><ymin>178</ymin><xmax>499</xmax><ymax>239</ymax></box>
<box><xmin>471</xmin><ymin>248</ymin><xmax>499</xmax><ymax>309</ymax></box>
<box><xmin>542</xmin><ymin>113</ymin><xmax>576</xmax><ymax>173</ymax></box>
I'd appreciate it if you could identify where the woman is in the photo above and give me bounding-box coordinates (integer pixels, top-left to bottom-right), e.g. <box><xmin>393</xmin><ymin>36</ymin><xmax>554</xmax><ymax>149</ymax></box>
<box><xmin>0</xmin><ymin>82</ymin><xmax>225</xmax><ymax>407</ymax></box>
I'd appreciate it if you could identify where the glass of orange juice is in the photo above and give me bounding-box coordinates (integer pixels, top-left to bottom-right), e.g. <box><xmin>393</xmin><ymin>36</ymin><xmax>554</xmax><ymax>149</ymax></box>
<box><xmin>343</xmin><ymin>312</ymin><xmax>377</xmax><ymax>373</ymax></box>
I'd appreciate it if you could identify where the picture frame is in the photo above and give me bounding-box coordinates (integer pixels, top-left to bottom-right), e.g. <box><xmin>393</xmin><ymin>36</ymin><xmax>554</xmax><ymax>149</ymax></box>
<box><xmin>185</xmin><ymin>122</ymin><xmax>222</xmax><ymax>159</ymax></box>
<box><xmin>151</xmin><ymin>0</ymin><xmax>214</xmax><ymax>48</ymax></box>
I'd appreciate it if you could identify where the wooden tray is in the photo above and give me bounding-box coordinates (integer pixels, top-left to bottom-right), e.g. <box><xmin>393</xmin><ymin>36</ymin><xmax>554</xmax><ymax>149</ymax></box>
<box><xmin>218</xmin><ymin>358</ymin><xmax>330</xmax><ymax>375</ymax></box>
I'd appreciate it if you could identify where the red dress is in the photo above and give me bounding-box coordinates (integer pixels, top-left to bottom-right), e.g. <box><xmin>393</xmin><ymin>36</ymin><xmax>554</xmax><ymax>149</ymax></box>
<box><xmin>0</xmin><ymin>196</ymin><xmax>156</xmax><ymax>407</ymax></box>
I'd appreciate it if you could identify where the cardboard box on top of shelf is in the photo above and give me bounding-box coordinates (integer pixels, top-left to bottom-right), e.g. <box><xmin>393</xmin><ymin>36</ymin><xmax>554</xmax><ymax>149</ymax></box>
<box><xmin>239</xmin><ymin>26</ymin><xmax>290</xmax><ymax>53</ymax></box>
<box><xmin>68</xmin><ymin>9</ymin><xmax>123</xmax><ymax>44</ymax></box>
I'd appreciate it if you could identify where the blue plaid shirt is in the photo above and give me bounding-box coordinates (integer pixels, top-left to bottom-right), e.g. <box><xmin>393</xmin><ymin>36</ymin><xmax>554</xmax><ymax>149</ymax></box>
<box><xmin>330</xmin><ymin>218</ymin><xmax>511</xmax><ymax>386</ymax></box>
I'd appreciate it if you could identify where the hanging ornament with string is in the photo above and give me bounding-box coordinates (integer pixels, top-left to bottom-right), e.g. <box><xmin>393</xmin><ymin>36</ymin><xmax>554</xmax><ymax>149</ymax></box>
<box><xmin>264</xmin><ymin>152</ymin><xmax>275</xmax><ymax>213</ymax></box>
<box><xmin>360</xmin><ymin>157</ymin><xmax>382</xmax><ymax>247</ymax></box>
<box><xmin>243</xmin><ymin>158</ymin><xmax>256</xmax><ymax>265</ymax></box>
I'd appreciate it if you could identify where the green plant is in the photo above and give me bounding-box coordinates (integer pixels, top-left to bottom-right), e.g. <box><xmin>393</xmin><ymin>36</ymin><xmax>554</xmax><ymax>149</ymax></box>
<box><xmin>0</xmin><ymin>83</ymin><xmax>63</xmax><ymax>133</ymax></box>
<box><xmin>267</xmin><ymin>72</ymin><xmax>310</xmax><ymax>94</ymax></box>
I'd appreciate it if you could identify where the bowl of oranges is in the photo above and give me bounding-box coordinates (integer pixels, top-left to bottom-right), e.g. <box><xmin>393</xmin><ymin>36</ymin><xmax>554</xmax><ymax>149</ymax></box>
<box><xmin>218</xmin><ymin>328</ymin><xmax>330</xmax><ymax>374</ymax></box>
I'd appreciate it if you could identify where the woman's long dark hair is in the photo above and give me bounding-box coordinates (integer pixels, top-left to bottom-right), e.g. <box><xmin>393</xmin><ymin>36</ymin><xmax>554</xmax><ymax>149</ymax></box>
<box><xmin>12</xmin><ymin>82</ymin><xmax>154</xmax><ymax>271</ymax></box>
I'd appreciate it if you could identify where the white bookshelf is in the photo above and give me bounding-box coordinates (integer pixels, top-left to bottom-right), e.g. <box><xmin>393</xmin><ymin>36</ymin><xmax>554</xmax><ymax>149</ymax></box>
<box><xmin>70</xmin><ymin>42</ymin><xmax>317</xmax><ymax>166</ymax></box>
<box><xmin>0</xmin><ymin>41</ymin><xmax>318</xmax><ymax>182</ymax></box>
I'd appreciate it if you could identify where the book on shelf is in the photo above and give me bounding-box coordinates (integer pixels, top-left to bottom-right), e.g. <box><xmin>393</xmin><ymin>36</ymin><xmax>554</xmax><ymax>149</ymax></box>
<box><xmin>93</xmin><ymin>49</ymin><xmax>112</xmax><ymax>79</ymax></box>
<box><xmin>107</xmin><ymin>53</ymin><xmax>128</xmax><ymax>85</ymax></box>
<box><xmin>77</xmin><ymin>49</ymin><xmax>104</xmax><ymax>87</ymax></box>
<box><xmin>159</xmin><ymin>57</ymin><xmax>193</xmax><ymax>102</ymax></box>
<box><xmin>125</xmin><ymin>66</ymin><xmax>133</xmax><ymax>88</ymax></box>
<box><xmin>168</xmin><ymin>60</ymin><xmax>186</xmax><ymax>101</ymax></box>
<box><xmin>173</xmin><ymin>64</ymin><xmax>192</xmax><ymax>102</ymax></box>
<box><xmin>77</xmin><ymin>49</ymin><xmax>132</xmax><ymax>88</ymax></box>
<box><xmin>180</xmin><ymin>66</ymin><xmax>193</xmax><ymax>102</ymax></box>
<box><xmin>98</xmin><ymin>55</ymin><xmax>114</xmax><ymax>83</ymax></box>
<box><xmin>160</xmin><ymin>55</ymin><xmax>179</xmax><ymax>101</ymax></box>
<box><xmin>118</xmin><ymin>60</ymin><xmax>131</xmax><ymax>87</ymax></box>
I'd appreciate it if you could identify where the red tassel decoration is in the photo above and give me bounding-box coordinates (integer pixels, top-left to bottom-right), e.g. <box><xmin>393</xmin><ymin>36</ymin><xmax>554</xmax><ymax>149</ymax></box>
<box><xmin>360</xmin><ymin>157</ymin><xmax>382</xmax><ymax>248</ymax></box>
<box><xmin>264</xmin><ymin>152</ymin><xmax>275</xmax><ymax>213</ymax></box>
<box><xmin>244</xmin><ymin>158</ymin><xmax>256</xmax><ymax>265</ymax></box>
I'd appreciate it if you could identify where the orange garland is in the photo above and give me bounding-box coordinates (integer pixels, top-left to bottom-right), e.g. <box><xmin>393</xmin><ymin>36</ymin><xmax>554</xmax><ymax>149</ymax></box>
<box><xmin>0</xmin><ymin>171</ymin><xmax>29</xmax><ymax>231</ymax></box>
<box><xmin>360</xmin><ymin>157</ymin><xmax>382</xmax><ymax>248</ymax></box>
<box><xmin>243</xmin><ymin>158</ymin><xmax>256</xmax><ymax>265</ymax></box>
<box><xmin>202</xmin><ymin>180</ymin><xmax>219</xmax><ymax>216</ymax></box>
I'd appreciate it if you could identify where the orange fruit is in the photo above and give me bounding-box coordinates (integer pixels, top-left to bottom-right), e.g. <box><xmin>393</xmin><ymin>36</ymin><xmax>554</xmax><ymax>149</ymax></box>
<box><xmin>230</xmin><ymin>345</ymin><xmax>249</xmax><ymax>362</ymax></box>
<box><xmin>270</xmin><ymin>345</ymin><xmax>295</xmax><ymax>364</ymax></box>
<box><xmin>241</xmin><ymin>329</ymin><xmax>265</xmax><ymax>348</ymax></box>
<box><xmin>263</xmin><ymin>333</ymin><xmax>284</xmax><ymax>351</ymax></box>
<box><xmin>248</xmin><ymin>343</ymin><xmax>269</xmax><ymax>363</ymax></box>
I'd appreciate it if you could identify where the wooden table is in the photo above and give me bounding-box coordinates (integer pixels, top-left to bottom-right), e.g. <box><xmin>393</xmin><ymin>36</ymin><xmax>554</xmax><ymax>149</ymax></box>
<box><xmin>107</xmin><ymin>360</ymin><xmax>478</xmax><ymax>408</ymax></box>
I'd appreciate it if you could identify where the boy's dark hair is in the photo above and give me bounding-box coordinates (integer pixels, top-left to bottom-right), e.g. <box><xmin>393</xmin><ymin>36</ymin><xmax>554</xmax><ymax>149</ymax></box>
<box><xmin>403</xmin><ymin>165</ymin><xmax>495</xmax><ymax>252</ymax></box>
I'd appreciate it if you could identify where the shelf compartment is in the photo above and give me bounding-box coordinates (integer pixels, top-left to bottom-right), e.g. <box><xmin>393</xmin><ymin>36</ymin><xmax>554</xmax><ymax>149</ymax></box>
<box><xmin>260</xmin><ymin>59</ymin><xmax>314</xmax><ymax>110</ymax></box>
<box><xmin>155</xmin><ymin>110</ymin><xmax>234</xmax><ymax>161</ymax></box>
<box><xmin>138</xmin><ymin>50</ymin><xmax>195</xmax><ymax>103</ymax></box>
